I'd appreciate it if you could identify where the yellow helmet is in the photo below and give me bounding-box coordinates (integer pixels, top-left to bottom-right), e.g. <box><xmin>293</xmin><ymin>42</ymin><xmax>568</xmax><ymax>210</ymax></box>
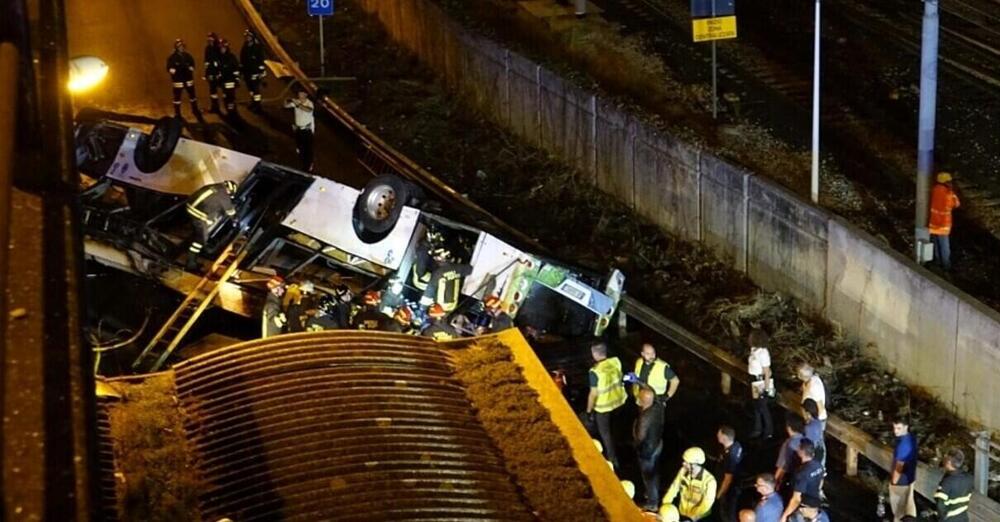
<box><xmin>620</xmin><ymin>480</ymin><xmax>635</xmax><ymax>499</ymax></box>
<box><xmin>936</xmin><ymin>172</ymin><xmax>953</xmax><ymax>183</ymax></box>
<box><xmin>659</xmin><ymin>503</ymin><xmax>680</xmax><ymax>522</ymax></box>
<box><xmin>682</xmin><ymin>447</ymin><xmax>706</xmax><ymax>465</ymax></box>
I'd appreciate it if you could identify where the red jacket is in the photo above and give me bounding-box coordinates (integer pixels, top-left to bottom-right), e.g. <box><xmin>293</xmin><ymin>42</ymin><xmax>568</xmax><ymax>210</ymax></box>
<box><xmin>929</xmin><ymin>184</ymin><xmax>960</xmax><ymax>235</ymax></box>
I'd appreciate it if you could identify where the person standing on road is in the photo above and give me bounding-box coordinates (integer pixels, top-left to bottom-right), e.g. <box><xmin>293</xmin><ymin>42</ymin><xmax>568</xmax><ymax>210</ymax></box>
<box><xmin>284</xmin><ymin>89</ymin><xmax>315</xmax><ymax>172</ymax></box>
<box><xmin>586</xmin><ymin>342</ymin><xmax>627</xmax><ymax>470</ymax></box>
<box><xmin>748</xmin><ymin>329</ymin><xmax>775</xmax><ymax>440</ymax></box>
<box><xmin>802</xmin><ymin>399</ymin><xmax>826</xmax><ymax>467</ymax></box>
<box><xmin>634</xmin><ymin>388</ymin><xmax>665</xmax><ymax>511</ymax></box>
<box><xmin>935</xmin><ymin>447</ymin><xmax>974</xmax><ymax>522</ymax></box>
<box><xmin>716</xmin><ymin>425</ymin><xmax>744</xmax><ymax>522</ymax></box>
<box><xmin>797</xmin><ymin>363</ymin><xmax>827</xmax><ymax>429</ymax></box>
<box><xmin>217</xmin><ymin>39</ymin><xmax>241</xmax><ymax>116</ymax></box>
<box><xmin>929</xmin><ymin>172</ymin><xmax>961</xmax><ymax>271</ymax></box>
<box><xmin>740</xmin><ymin>473</ymin><xmax>784</xmax><ymax>522</ymax></box>
<box><xmin>203</xmin><ymin>33</ymin><xmax>223</xmax><ymax>113</ymax></box>
<box><xmin>790</xmin><ymin>496</ymin><xmax>830</xmax><ymax>522</ymax></box>
<box><xmin>241</xmin><ymin>29</ymin><xmax>267</xmax><ymax>113</ymax></box>
<box><xmin>626</xmin><ymin>343</ymin><xmax>680</xmax><ymax>408</ymax></box>
<box><xmin>662</xmin><ymin>447</ymin><xmax>717</xmax><ymax>521</ymax></box>
<box><xmin>774</xmin><ymin>414</ymin><xmax>806</xmax><ymax>487</ymax></box>
<box><xmin>889</xmin><ymin>417</ymin><xmax>918</xmax><ymax>521</ymax></box>
<box><xmin>780</xmin><ymin>439</ymin><xmax>824</xmax><ymax>522</ymax></box>
<box><xmin>167</xmin><ymin>38</ymin><xmax>199</xmax><ymax>118</ymax></box>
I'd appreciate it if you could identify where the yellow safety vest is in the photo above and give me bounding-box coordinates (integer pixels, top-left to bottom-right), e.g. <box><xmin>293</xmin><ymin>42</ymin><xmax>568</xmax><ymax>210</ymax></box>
<box><xmin>436</xmin><ymin>270</ymin><xmax>462</xmax><ymax>312</ymax></box>
<box><xmin>665</xmin><ymin>468</ymin><xmax>717</xmax><ymax>520</ymax></box>
<box><xmin>592</xmin><ymin>357</ymin><xmax>626</xmax><ymax>413</ymax></box>
<box><xmin>633</xmin><ymin>358</ymin><xmax>670</xmax><ymax>399</ymax></box>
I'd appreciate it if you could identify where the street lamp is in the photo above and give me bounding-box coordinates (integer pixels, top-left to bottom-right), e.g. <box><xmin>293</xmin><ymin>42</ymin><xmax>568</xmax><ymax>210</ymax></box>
<box><xmin>67</xmin><ymin>55</ymin><xmax>108</xmax><ymax>93</ymax></box>
<box><xmin>810</xmin><ymin>0</ymin><xmax>821</xmax><ymax>204</ymax></box>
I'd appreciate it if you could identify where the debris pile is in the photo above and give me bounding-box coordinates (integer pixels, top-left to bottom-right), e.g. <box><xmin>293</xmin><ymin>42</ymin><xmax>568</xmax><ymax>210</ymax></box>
<box><xmin>106</xmin><ymin>375</ymin><xmax>203</xmax><ymax>522</ymax></box>
<box><xmin>451</xmin><ymin>340</ymin><xmax>609</xmax><ymax>521</ymax></box>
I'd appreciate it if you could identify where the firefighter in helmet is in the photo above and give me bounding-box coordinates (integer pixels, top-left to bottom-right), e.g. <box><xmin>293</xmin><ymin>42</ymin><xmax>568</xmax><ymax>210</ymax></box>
<box><xmin>240</xmin><ymin>29</ymin><xmax>267</xmax><ymax>113</ymax></box>
<box><xmin>421</xmin><ymin>247</ymin><xmax>471</xmax><ymax>313</ymax></box>
<box><xmin>217</xmin><ymin>39</ymin><xmax>241</xmax><ymax>115</ymax></box>
<box><xmin>352</xmin><ymin>290</ymin><xmax>391</xmax><ymax>330</ymax></box>
<box><xmin>185</xmin><ymin>180</ymin><xmax>238</xmax><ymax>269</ymax></box>
<box><xmin>421</xmin><ymin>303</ymin><xmax>458</xmax><ymax>341</ymax></box>
<box><xmin>167</xmin><ymin>38</ymin><xmax>199</xmax><ymax>117</ymax></box>
<box><xmin>203</xmin><ymin>33</ymin><xmax>223</xmax><ymax>113</ymax></box>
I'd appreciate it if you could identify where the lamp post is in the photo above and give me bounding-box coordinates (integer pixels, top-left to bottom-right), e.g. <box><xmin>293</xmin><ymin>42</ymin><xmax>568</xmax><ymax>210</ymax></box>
<box><xmin>810</xmin><ymin>0</ymin><xmax>821</xmax><ymax>204</ymax></box>
<box><xmin>914</xmin><ymin>0</ymin><xmax>939</xmax><ymax>262</ymax></box>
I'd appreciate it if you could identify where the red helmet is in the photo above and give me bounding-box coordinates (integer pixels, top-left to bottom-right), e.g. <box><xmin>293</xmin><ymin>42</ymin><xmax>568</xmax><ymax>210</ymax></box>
<box><xmin>427</xmin><ymin>304</ymin><xmax>446</xmax><ymax>319</ymax></box>
<box><xmin>483</xmin><ymin>295</ymin><xmax>502</xmax><ymax>310</ymax></box>
<box><xmin>394</xmin><ymin>306</ymin><xmax>413</xmax><ymax>324</ymax></box>
<box><xmin>266</xmin><ymin>275</ymin><xmax>285</xmax><ymax>290</ymax></box>
<box><xmin>362</xmin><ymin>290</ymin><xmax>381</xmax><ymax>306</ymax></box>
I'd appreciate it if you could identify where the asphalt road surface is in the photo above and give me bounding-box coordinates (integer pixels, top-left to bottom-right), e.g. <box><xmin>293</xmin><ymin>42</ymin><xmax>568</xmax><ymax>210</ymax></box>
<box><xmin>66</xmin><ymin>0</ymin><xmax>368</xmax><ymax>187</ymax></box>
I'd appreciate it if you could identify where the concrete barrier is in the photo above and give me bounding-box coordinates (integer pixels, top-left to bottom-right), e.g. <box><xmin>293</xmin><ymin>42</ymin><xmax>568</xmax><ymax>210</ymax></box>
<box><xmin>351</xmin><ymin>0</ymin><xmax>1000</xmax><ymax>434</ymax></box>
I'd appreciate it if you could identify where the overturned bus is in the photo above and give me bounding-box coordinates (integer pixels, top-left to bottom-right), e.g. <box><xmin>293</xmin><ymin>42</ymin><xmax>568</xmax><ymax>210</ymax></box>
<box><xmin>76</xmin><ymin>114</ymin><xmax>625</xmax><ymax>343</ymax></box>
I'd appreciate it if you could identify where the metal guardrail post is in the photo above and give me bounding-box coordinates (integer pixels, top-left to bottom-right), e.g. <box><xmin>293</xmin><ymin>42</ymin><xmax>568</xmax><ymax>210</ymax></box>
<box><xmin>973</xmin><ymin>431</ymin><xmax>990</xmax><ymax>495</ymax></box>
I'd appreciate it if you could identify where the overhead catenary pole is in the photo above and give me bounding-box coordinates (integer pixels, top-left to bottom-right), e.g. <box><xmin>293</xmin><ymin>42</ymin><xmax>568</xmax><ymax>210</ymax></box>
<box><xmin>915</xmin><ymin>0</ymin><xmax>939</xmax><ymax>262</ymax></box>
<box><xmin>810</xmin><ymin>0</ymin><xmax>821</xmax><ymax>203</ymax></box>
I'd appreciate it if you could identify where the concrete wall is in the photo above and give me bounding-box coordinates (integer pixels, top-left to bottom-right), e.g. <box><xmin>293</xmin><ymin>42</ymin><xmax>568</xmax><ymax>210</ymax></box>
<box><xmin>354</xmin><ymin>0</ymin><xmax>1000</xmax><ymax>432</ymax></box>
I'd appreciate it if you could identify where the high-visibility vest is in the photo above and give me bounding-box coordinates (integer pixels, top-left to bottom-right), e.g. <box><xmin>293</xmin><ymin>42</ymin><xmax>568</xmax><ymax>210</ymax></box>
<box><xmin>665</xmin><ymin>468</ymin><xmax>717</xmax><ymax>520</ymax></box>
<box><xmin>592</xmin><ymin>357</ymin><xmax>626</xmax><ymax>413</ymax></box>
<box><xmin>929</xmin><ymin>184</ymin><xmax>960</xmax><ymax>236</ymax></box>
<box><xmin>435</xmin><ymin>269</ymin><xmax>463</xmax><ymax>312</ymax></box>
<box><xmin>633</xmin><ymin>358</ymin><xmax>671</xmax><ymax>399</ymax></box>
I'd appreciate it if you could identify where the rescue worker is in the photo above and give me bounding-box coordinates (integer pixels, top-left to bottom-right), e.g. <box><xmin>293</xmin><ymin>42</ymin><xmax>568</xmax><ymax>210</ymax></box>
<box><xmin>478</xmin><ymin>294</ymin><xmax>513</xmax><ymax>333</ymax></box>
<box><xmin>352</xmin><ymin>290</ymin><xmax>392</xmax><ymax>330</ymax></box>
<box><xmin>262</xmin><ymin>275</ymin><xmax>287</xmax><ymax>337</ymax></box>
<box><xmin>386</xmin><ymin>306</ymin><xmax>415</xmax><ymax>334</ymax></box>
<box><xmin>306</xmin><ymin>295</ymin><xmax>343</xmax><ymax>331</ymax></box>
<box><xmin>625</xmin><ymin>343</ymin><xmax>680</xmax><ymax>407</ymax></box>
<box><xmin>167</xmin><ymin>38</ymin><xmax>199</xmax><ymax>118</ymax></box>
<box><xmin>662</xmin><ymin>447</ymin><xmax>717</xmax><ymax>521</ymax></box>
<box><xmin>203</xmin><ymin>33</ymin><xmax>223</xmax><ymax>113</ymax></box>
<box><xmin>634</xmin><ymin>388</ymin><xmax>664</xmax><ymax>511</ymax></box>
<box><xmin>929</xmin><ymin>172</ymin><xmax>961</xmax><ymax>271</ymax></box>
<box><xmin>185</xmin><ymin>180</ymin><xmax>237</xmax><ymax>269</ymax></box>
<box><xmin>240</xmin><ymin>29</ymin><xmax>266</xmax><ymax>112</ymax></box>
<box><xmin>422</xmin><ymin>248</ymin><xmax>471</xmax><ymax>313</ymax></box>
<box><xmin>717</xmin><ymin>425</ymin><xmax>744</xmax><ymax>522</ymax></box>
<box><xmin>935</xmin><ymin>447</ymin><xmax>973</xmax><ymax>522</ymax></box>
<box><xmin>217</xmin><ymin>39</ymin><xmax>241</xmax><ymax>115</ymax></box>
<box><xmin>410</xmin><ymin>236</ymin><xmax>436</xmax><ymax>294</ymax></box>
<box><xmin>585</xmin><ymin>342</ymin><xmax>626</xmax><ymax>470</ymax></box>
<box><xmin>421</xmin><ymin>303</ymin><xmax>458</xmax><ymax>341</ymax></box>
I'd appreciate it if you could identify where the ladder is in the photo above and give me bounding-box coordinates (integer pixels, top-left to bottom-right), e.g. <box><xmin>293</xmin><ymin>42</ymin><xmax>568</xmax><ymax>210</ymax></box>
<box><xmin>132</xmin><ymin>236</ymin><xmax>249</xmax><ymax>373</ymax></box>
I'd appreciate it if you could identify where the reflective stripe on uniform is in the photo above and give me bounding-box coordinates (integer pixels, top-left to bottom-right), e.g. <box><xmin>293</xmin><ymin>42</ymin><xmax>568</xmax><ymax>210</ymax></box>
<box><xmin>172</xmin><ymin>82</ymin><xmax>184</xmax><ymax>88</ymax></box>
<box><xmin>633</xmin><ymin>358</ymin><xmax>670</xmax><ymax>397</ymax></box>
<box><xmin>253</xmin><ymin>94</ymin><xmax>262</xmax><ymax>101</ymax></box>
<box><xmin>189</xmin><ymin>242</ymin><xmax>203</xmax><ymax>253</ymax></box>
<box><xmin>185</xmin><ymin>81</ymin><xmax>194</xmax><ymax>87</ymax></box>
<box><xmin>224</xmin><ymin>82</ymin><xmax>235</xmax><ymax>89</ymax></box>
<box><xmin>592</xmin><ymin>357</ymin><xmax>626</xmax><ymax>412</ymax></box>
<box><xmin>946</xmin><ymin>506</ymin><xmax>969</xmax><ymax>518</ymax></box>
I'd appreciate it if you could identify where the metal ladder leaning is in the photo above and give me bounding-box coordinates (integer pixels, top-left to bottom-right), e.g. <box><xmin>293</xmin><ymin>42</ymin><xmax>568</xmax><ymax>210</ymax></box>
<box><xmin>132</xmin><ymin>235</ymin><xmax>249</xmax><ymax>373</ymax></box>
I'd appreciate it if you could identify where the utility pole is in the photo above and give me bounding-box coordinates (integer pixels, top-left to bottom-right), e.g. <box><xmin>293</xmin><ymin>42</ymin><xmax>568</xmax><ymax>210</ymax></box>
<box><xmin>810</xmin><ymin>0</ymin><xmax>821</xmax><ymax>204</ymax></box>
<box><xmin>914</xmin><ymin>0</ymin><xmax>939</xmax><ymax>262</ymax></box>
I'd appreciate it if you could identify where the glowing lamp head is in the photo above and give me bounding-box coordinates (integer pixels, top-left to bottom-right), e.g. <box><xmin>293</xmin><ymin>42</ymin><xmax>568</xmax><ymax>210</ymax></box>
<box><xmin>68</xmin><ymin>56</ymin><xmax>108</xmax><ymax>93</ymax></box>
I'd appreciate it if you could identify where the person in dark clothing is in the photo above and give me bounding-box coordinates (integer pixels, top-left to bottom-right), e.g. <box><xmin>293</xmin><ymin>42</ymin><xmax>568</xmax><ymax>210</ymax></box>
<box><xmin>634</xmin><ymin>388</ymin><xmax>664</xmax><ymax>511</ymax></box>
<box><xmin>385</xmin><ymin>306</ymin><xmax>415</xmax><ymax>334</ymax></box>
<box><xmin>935</xmin><ymin>448</ymin><xmax>973</xmax><ymax>522</ymax></box>
<box><xmin>306</xmin><ymin>294</ymin><xmax>345</xmax><ymax>331</ymax></box>
<box><xmin>184</xmin><ymin>180</ymin><xmax>237</xmax><ymax>269</ymax></box>
<box><xmin>781</xmin><ymin>439</ymin><xmax>824</xmax><ymax>522</ymax></box>
<box><xmin>791</xmin><ymin>496</ymin><xmax>830</xmax><ymax>522</ymax></box>
<box><xmin>716</xmin><ymin>425</ymin><xmax>744</xmax><ymax>522</ymax></box>
<box><xmin>240</xmin><ymin>29</ymin><xmax>266</xmax><ymax>112</ymax></box>
<box><xmin>203</xmin><ymin>33</ymin><xmax>223</xmax><ymax>113</ymax></box>
<box><xmin>262</xmin><ymin>276</ymin><xmax>287</xmax><ymax>337</ymax></box>
<box><xmin>167</xmin><ymin>39</ymin><xmax>199</xmax><ymax>117</ymax></box>
<box><xmin>421</xmin><ymin>249</ymin><xmax>472</xmax><ymax>313</ymax></box>
<box><xmin>421</xmin><ymin>303</ymin><xmax>458</xmax><ymax>341</ymax></box>
<box><xmin>217</xmin><ymin>39</ymin><xmax>241</xmax><ymax>115</ymax></box>
<box><xmin>774</xmin><ymin>414</ymin><xmax>806</xmax><ymax>487</ymax></box>
<box><xmin>478</xmin><ymin>294</ymin><xmax>514</xmax><ymax>333</ymax></box>
<box><xmin>352</xmin><ymin>291</ymin><xmax>390</xmax><ymax>330</ymax></box>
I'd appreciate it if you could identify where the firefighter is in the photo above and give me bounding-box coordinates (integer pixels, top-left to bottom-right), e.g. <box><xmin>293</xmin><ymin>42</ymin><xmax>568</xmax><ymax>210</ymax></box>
<box><xmin>240</xmin><ymin>29</ymin><xmax>266</xmax><ymax>113</ymax></box>
<box><xmin>306</xmin><ymin>295</ymin><xmax>344</xmax><ymax>331</ymax></box>
<box><xmin>217</xmin><ymin>39</ymin><xmax>241</xmax><ymax>115</ymax></box>
<box><xmin>421</xmin><ymin>248</ymin><xmax>471</xmax><ymax>313</ymax></box>
<box><xmin>167</xmin><ymin>38</ymin><xmax>199</xmax><ymax>117</ymax></box>
<box><xmin>262</xmin><ymin>275</ymin><xmax>287</xmax><ymax>337</ymax></box>
<box><xmin>352</xmin><ymin>290</ymin><xmax>391</xmax><ymax>330</ymax></box>
<box><xmin>203</xmin><ymin>33</ymin><xmax>223</xmax><ymax>113</ymax></box>
<box><xmin>386</xmin><ymin>306</ymin><xmax>415</xmax><ymax>334</ymax></box>
<box><xmin>663</xmin><ymin>447</ymin><xmax>717</xmax><ymax>521</ymax></box>
<box><xmin>477</xmin><ymin>294</ymin><xmax>513</xmax><ymax>334</ymax></box>
<box><xmin>586</xmin><ymin>342</ymin><xmax>626</xmax><ymax>470</ymax></box>
<box><xmin>929</xmin><ymin>172</ymin><xmax>961</xmax><ymax>271</ymax></box>
<box><xmin>421</xmin><ymin>304</ymin><xmax>458</xmax><ymax>341</ymax></box>
<box><xmin>935</xmin><ymin>448</ymin><xmax>973</xmax><ymax>522</ymax></box>
<box><xmin>185</xmin><ymin>180</ymin><xmax>237</xmax><ymax>270</ymax></box>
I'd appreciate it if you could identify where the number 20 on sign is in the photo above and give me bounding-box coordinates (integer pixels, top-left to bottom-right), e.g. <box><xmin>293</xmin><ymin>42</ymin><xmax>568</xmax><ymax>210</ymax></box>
<box><xmin>692</xmin><ymin>15</ymin><xmax>737</xmax><ymax>42</ymax></box>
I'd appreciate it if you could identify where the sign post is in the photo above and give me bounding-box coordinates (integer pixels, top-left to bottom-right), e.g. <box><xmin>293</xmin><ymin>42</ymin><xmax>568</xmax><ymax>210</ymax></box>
<box><xmin>307</xmin><ymin>0</ymin><xmax>335</xmax><ymax>76</ymax></box>
<box><xmin>691</xmin><ymin>1</ymin><xmax>736</xmax><ymax>119</ymax></box>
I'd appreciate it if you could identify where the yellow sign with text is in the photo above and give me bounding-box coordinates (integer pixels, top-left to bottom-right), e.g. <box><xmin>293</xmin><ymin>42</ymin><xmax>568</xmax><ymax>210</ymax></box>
<box><xmin>692</xmin><ymin>16</ymin><xmax>737</xmax><ymax>42</ymax></box>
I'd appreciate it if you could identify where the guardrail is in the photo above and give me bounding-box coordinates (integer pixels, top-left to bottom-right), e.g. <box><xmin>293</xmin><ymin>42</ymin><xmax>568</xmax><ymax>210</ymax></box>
<box><xmin>232</xmin><ymin>1</ymin><xmax>999</xmax><ymax>518</ymax></box>
<box><xmin>0</xmin><ymin>39</ymin><xmax>17</xmax><ymax>512</ymax></box>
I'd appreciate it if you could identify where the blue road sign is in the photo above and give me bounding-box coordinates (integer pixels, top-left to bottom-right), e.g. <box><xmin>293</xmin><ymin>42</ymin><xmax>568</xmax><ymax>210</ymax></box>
<box><xmin>307</xmin><ymin>0</ymin><xmax>334</xmax><ymax>17</ymax></box>
<box><xmin>691</xmin><ymin>0</ymin><xmax>735</xmax><ymax>18</ymax></box>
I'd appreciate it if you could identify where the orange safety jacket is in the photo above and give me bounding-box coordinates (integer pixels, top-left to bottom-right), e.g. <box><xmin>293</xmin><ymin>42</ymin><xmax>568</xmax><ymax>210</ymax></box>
<box><xmin>929</xmin><ymin>184</ymin><xmax>960</xmax><ymax>236</ymax></box>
